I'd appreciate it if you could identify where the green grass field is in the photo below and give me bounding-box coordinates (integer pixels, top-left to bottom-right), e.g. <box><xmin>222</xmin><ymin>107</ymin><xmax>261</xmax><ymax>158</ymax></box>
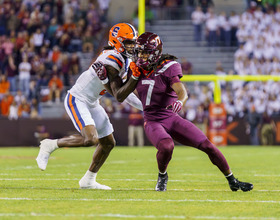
<box><xmin>0</xmin><ymin>146</ymin><xmax>279</xmax><ymax>220</ymax></box>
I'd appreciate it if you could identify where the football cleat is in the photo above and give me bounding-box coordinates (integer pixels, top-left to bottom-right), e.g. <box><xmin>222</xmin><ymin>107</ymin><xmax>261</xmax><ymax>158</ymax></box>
<box><xmin>36</xmin><ymin>139</ymin><xmax>58</xmax><ymax>171</ymax></box>
<box><xmin>228</xmin><ymin>178</ymin><xmax>253</xmax><ymax>192</ymax></box>
<box><xmin>155</xmin><ymin>173</ymin><xmax>168</xmax><ymax>192</ymax></box>
<box><xmin>79</xmin><ymin>177</ymin><xmax>111</xmax><ymax>190</ymax></box>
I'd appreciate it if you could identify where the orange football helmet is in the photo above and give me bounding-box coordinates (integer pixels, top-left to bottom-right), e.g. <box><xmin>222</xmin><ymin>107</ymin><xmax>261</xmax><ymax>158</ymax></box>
<box><xmin>108</xmin><ymin>23</ymin><xmax>138</xmax><ymax>57</ymax></box>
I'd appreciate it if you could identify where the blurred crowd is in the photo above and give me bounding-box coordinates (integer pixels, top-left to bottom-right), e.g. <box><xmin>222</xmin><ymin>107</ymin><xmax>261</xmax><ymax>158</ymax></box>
<box><xmin>0</xmin><ymin>0</ymin><xmax>110</xmax><ymax>119</ymax></box>
<box><xmin>1</xmin><ymin>0</ymin><xmax>280</xmax><ymax>138</ymax></box>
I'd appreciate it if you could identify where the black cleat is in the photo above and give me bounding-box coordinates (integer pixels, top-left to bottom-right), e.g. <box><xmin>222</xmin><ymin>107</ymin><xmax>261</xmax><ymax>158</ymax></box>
<box><xmin>155</xmin><ymin>173</ymin><xmax>168</xmax><ymax>191</ymax></box>
<box><xmin>229</xmin><ymin>179</ymin><xmax>253</xmax><ymax>192</ymax></box>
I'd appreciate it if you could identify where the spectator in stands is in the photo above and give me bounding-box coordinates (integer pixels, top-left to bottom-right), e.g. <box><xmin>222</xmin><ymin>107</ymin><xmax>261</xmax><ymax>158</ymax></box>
<box><xmin>6</xmin><ymin>9</ymin><xmax>19</xmax><ymax>34</ymax></box>
<box><xmin>46</xmin><ymin>17</ymin><xmax>58</xmax><ymax>41</ymax></box>
<box><xmin>50</xmin><ymin>45</ymin><xmax>61</xmax><ymax>64</ymax></box>
<box><xmin>31</xmin><ymin>28</ymin><xmax>44</xmax><ymax>54</ymax></box>
<box><xmin>128</xmin><ymin>107</ymin><xmax>144</xmax><ymax>147</ymax></box>
<box><xmin>34</xmin><ymin>124</ymin><xmax>50</xmax><ymax>144</ymax></box>
<box><xmin>191</xmin><ymin>6</ymin><xmax>205</xmax><ymax>44</ymax></box>
<box><xmin>6</xmin><ymin>55</ymin><xmax>17</xmax><ymax>92</ymax></box>
<box><xmin>229</xmin><ymin>11</ymin><xmax>239</xmax><ymax>46</ymax></box>
<box><xmin>18</xmin><ymin>97</ymin><xmax>30</xmax><ymax>118</ymax></box>
<box><xmin>8</xmin><ymin>100</ymin><xmax>18</xmax><ymax>120</ymax></box>
<box><xmin>194</xmin><ymin>104</ymin><xmax>208</xmax><ymax>135</ymax></box>
<box><xmin>19</xmin><ymin>55</ymin><xmax>32</xmax><ymax>97</ymax></box>
<box><xmin>260</xmin><ymin>111</ymin><xmax>276</xmax><ymax>145</ymax></box>
<box><xmin>30</xmin><ymin>98</ymin><xmax>40</xmax><ymax>119</ymax></box>
<box><xmin>82</xmin><ymin>28</ymin><xmax>94</xmax><ymax>53</ymax></box>
<box><xmin>98</xmin><ymin>0</ymin><xmax>111</xmax><ymax>24</ymax></box>
<box><xmin>14</xmin><ymin>89</ymin><xmax>26</xmax><ymax>105</ymax></box>
<box><xmin>1</xmin><ymin>93</ymin><xmax>12</xmax><ymax>117</ymax></box>
<box><xmin>205</xmin><ymin>11</ymin><xmax>219</xmax><ymax>48</ymax></box>
<box><xmin>215</xmin><ymin>61</ymin><xmax>227</xmax><ymax>88</ymax></box>
<box><xmin>1</xmin><ymin>36</ymin><xmax>14</xmax><ymax>56</ymax></box>
<box><xmin>0</xmin><ymin>75</ymin><xmax>10</xmax><ymax>100</ymax></box>
<box><xmin>245</xmin><ymin>105</ymin><xmax>262</xmax><ymax>145</ymax></box>
<box><xmin>48</xmin><ymin>72</ymin><xmax>63</xmax><ymax>103</ymax></box>
<box><xmin>180</xmin><ymin>57</ymin><xmax>193</xmax><ymax>75</ymax></box>
<box><xmin>217</xmin><ymin>11</ymin><xmax>227</xmax><ymax>46</ymax></box>
<box><xmin>69</xmin><ymin>52</ymin><xmax>80</xmax><ymax>76</ymax></box>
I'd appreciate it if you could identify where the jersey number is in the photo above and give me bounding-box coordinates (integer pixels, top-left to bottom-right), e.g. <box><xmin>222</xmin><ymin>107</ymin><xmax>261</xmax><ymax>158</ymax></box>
<box><xmin>142</xmin><ymin>80</ymin><xmax>155</xmax><ymax>106</ymax></box>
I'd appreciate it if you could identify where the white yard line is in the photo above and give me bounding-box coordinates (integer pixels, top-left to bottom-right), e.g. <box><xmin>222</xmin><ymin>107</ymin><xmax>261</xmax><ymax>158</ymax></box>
<box><xmin>0</xmin><ymin>213</ymin><xmax>278</xmax><ymax>219</ymax></box>
<box><xmin>1</xmin><ymin>186</ymin><xmax>279</xmax><ymax>192</ymax></box>
<box><xmin>0</xmin><ymin>178</ymin><xmax>221</xmax><ymax>182</ymax></box>
<box><xmin>0</xmin><ymin>213</ymin><xmax>185</xmax><ymax>219</ymax></box>
<box><xmin>0</xmin><ymin>197</ymin><xmax>279</xmax><ymax>204</ymax></box>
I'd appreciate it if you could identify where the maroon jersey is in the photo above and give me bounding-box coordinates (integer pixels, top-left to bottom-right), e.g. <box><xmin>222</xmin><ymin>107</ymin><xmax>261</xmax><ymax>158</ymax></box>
<box><xmin>135</xmin><ymin>60</ymin><xmax>183</xmax><ymax>121</ymax></box>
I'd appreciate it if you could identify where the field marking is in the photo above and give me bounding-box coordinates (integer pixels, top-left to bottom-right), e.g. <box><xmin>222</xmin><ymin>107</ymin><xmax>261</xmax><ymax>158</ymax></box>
<box><xmin>0</xmin><ymin>213</ymin><xmax>279</xmax><ymax>220</ymax></box>
<box><xmin>0</xmin><ymin>197</ymin><xmax>279</xmax><ymax>204</ymax></box>
<box><xmin>1</xmin><ymin>172</ymin><xmax>280</xmax><ymax>177</ymax></box>
<box><xmin>0</xmin><ymin>213</ymin><xmax>185</xmax><ymax>219</ymax></box>
<box><xmin>0</xmin><ymin>178</ymin><xmax>221</xmax><ymax>183</ymax></box>
<box><xmin>1</xmin><ymin>186</ymin><xmax>280</xmax><ymax>192</ymax></box>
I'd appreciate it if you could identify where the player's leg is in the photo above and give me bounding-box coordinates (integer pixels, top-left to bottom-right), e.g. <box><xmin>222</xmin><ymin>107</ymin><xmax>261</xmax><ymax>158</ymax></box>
<box><xmin>170</xmin><ymin>115</ymin><xmax>253</xmax><ymax>192</ymax></box>
<box><xmin>144</xmin><ymin>121</ymin><xmax>173</xmax><ymax>191</ymax></box>
<box><xmin>78</xmin><ymin>103</ymin><xmax>115</xmax><ymax>189</ymax></box>
<box><xmin>79</xmin><ymin>133</ymin><xmax>115</xmax><ymax>189</ymax></box>
<box><xmin>36</xmin><ymin>93</ymin><xmax>99</xmax><ymax>170</ymax></box>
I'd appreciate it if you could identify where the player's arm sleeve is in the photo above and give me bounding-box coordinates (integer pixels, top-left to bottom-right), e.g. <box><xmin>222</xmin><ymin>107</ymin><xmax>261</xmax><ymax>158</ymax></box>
<box><xmin>123</xmin><ymin>92</ymin><xmax>143</xmax><ymax>111</ymax></box>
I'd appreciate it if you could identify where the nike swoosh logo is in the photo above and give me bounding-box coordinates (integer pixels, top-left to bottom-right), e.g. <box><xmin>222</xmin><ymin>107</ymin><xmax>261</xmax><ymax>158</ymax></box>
<box><xmin>154</xmin><ymin>73</ymin><xmax>160</xmax><ymax>76</ymax></box>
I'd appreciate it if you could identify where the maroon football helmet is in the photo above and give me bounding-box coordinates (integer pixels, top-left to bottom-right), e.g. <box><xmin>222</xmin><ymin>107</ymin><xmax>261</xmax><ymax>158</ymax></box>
<box><xmin>135</xmin><ymin>32</ymin><xmax>163</xmax><ymax>70</ymax></box>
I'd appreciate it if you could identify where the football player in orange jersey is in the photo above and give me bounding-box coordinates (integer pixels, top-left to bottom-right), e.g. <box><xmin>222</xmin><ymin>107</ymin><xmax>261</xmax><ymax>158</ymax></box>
<box><xmin>36</xmin><ymin>23</ymin><xmax>142</xmax><ymax>190</ymax></box>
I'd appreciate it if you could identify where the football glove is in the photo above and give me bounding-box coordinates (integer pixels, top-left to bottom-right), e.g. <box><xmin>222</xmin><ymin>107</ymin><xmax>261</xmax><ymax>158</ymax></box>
<box><xmin>130</xmin><ymin>62</ymin><xmax>141</xmax><ymax>80</ymax></box>
<box><xmin>166</xmin><ymin>100</ymin><xmax>183</xmax><ymax>113</ymax></box>
<box><xmin>92</xmin><ymin>61</ymin><xmax>108</xmax><ymax>84</ymax></box>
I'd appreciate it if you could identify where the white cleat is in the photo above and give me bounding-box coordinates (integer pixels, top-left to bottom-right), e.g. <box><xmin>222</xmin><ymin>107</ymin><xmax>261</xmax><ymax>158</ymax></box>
<box><xmin>36</xmin><ymin>139</ymin><xmax>58</xmax><ymax>171</ymax></box>
<box><xmin>79</xmin><ymin>178</ymin><xmax>111</xmax><ymax>190</ymax></box>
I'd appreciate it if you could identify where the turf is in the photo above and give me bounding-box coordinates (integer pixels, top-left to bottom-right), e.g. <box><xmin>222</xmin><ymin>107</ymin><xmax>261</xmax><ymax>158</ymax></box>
<box><xmin>0</xmin><ymin>146</ymin><xmax>279</xmax><ymax>220</ymax></box>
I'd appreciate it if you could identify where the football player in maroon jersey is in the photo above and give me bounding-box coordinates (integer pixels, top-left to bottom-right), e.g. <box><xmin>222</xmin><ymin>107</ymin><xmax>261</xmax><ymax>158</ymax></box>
<box><xmin>98</xmin><ymin>32</ymin><xmax>253</xmax><ymax>192</ymax></box>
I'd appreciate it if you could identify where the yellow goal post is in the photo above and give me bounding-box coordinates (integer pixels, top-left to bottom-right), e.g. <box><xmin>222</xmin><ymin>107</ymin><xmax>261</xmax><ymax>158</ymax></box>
<box><xmin>181</xmin><ymin>75</ymin><xmax>280</xmax><ymax>104</ymax></box>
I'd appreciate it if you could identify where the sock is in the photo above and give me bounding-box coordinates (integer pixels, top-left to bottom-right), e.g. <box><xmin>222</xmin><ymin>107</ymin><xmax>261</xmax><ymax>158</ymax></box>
<box><xmin>85</xmin><ymin>170</ymin><xmax>97</xmax><ymax>181</ymax></box>
<box><xmin>225</xmin><ymin>173</ymin><xmax>235</xmax><ymax>182</ymax></box>
<box><xmin>159</xmin><ymin>171</ymin><xmax>167</xmax><ymax>176</ymax></box>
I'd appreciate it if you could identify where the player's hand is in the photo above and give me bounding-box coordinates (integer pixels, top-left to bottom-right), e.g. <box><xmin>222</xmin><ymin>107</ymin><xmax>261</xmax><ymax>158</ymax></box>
<box><xmin>166</xmin><ymin>100</ymin><xmax>183</xmax><ymax>113</ymax></box>
<box><xmin>130</xmin><ymin>62</ymin><xmax>141</xmax><ymax>80</ymax></box>
<box><xmin>92</xmin><ymin>61</ymin><xmax>108</xmax><ymax>84</ymax></box>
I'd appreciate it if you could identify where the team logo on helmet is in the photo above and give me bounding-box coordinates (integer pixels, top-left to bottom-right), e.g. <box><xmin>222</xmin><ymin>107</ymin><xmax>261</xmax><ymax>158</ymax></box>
<box><xmin>112</xmin><ymin>27</ymin><xmax>120</xmax><ymax>37</ymax></box>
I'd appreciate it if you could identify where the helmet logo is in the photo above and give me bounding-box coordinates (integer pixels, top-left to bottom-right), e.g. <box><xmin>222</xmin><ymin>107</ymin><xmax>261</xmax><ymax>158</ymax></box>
<box><xmin>112</xmin><ymin>26</ymin><xmax>120</xmax><ymax>37</ymax></box>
